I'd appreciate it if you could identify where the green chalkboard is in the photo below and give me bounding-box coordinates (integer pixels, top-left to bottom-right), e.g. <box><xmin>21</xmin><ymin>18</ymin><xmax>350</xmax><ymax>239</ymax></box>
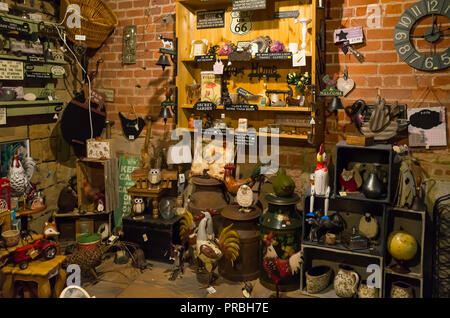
<box><xmin>115</xmin><ymin>155</ymin><xmax>140</xmax><ymax>228</ymax></box>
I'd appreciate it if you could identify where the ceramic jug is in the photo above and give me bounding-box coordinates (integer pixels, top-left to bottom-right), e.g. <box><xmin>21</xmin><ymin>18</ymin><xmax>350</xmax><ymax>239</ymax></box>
<box><xmin>391</xmin><ymin>281</ymin><xmax>414</xmax><ymax>298</ymax></box>
<box><xmin>362</xmin><ymin>164</ymin><xmax>386</xmax><ymax>199</ymax></box>
<box><xmin>333</xmin><ymin>264</ymin><xmax>360</xmax><ymax>298</ymax></box>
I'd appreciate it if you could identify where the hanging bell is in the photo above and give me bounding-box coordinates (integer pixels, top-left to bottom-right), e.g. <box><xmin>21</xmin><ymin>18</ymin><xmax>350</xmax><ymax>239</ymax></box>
<box><xmin>158</xmin><ymin>105</ymin><xmax>172</xmax><ymax>124</ymax></box>
<box><xmin>327</xmin><ymin>96</ymin><xmax>343</xmax><ymax>113</ymax></box>
<box><xmin>156</xmin><ymin>54</ymin><xmax>171</xmax><ymax>70</ymax></box>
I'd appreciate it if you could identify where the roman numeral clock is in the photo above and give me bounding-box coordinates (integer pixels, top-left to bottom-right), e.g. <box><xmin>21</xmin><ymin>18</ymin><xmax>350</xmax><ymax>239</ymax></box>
<box><xmin>394</xmin><ymin>0</ymin><xmax>450</xmax><ymax>71</ymax></box>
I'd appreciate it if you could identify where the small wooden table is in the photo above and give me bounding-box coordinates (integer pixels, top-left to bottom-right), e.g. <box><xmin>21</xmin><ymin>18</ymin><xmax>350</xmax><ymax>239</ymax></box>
<box><xmin>127</xmin><ymin>186</ymin><xmax>168</xmax><ymax>219</ymax></box>
<box><xmin>1</xmin><ymin>255</ymin><xmax>66</xmax><ymax>298</ymax></box>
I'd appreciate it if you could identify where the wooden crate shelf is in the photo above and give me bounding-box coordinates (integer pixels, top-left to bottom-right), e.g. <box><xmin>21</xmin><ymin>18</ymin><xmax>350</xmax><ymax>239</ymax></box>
<box><xmin>181</xmin><ymin>104</ymin><xmax>311</xmax><ymax>112</ymax></box>
<box><xmin>186</xmin><ymin>127</ymin><xmax>309</xmax><ymax>140</ymax></box>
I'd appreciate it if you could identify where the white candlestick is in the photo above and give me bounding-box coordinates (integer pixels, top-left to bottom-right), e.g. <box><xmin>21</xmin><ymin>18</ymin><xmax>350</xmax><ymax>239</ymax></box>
<box><xmin>299</xmin><ymin>17</ymin><xmax>312</xmax><ymax>51</ymax></box>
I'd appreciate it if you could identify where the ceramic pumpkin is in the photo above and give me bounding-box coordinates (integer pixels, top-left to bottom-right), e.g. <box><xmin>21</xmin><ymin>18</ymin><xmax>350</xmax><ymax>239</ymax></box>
<box><xmin>272</xmin><ymin>168</ymin><xmax>295</xmax><ymax>197</ymax></box>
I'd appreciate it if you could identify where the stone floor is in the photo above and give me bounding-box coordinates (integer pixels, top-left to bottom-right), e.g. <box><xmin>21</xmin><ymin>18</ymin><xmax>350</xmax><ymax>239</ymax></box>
<box><xmin>82</xmin><ymin>257</ymin><xmax>312</xmax><ymax>298</ymax></box>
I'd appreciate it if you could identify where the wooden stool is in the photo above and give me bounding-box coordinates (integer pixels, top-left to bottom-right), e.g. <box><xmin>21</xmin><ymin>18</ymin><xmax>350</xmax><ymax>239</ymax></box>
<box><xmin>1</xmin><ymin>255</ymin><xmax>66</xmax><ymax>298</ymax></box>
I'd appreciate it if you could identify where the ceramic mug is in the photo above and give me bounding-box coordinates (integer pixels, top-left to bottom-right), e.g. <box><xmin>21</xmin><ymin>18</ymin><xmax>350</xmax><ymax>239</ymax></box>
<box><xmin>358</xmin><ymin>280</ymin><xmax>379</xmax><ymax>298</ymax></box>
<box><xmin>391</xmin><ymin>281</ymin><xmax>414</xmax><ymax>298</ymax></box>
<box><xmin>306</xmin><ymin>265</ymin><xmax>332</xmax><ymax>294</ymax></box>
<box><xmin>288</xmin><ymin>43</ymin><xmax>299</xmax><ymax>54</ymax></box>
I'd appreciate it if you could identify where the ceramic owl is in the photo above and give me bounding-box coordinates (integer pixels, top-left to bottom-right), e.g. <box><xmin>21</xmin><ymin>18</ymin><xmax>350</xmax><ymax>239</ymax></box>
<box><xmin>149</xmin><ymin>169</ymin><xmax>162</xmax><ymax>185</ymax></box>
<box><xmin>236</xmin><ymin>184</ymin><xmax>254</xmax><ymax>213</ymax></box>
<box><xmin>132</xmin><ymin>197</ymin><xmax>145</xmax><ymax>214</ymax></box>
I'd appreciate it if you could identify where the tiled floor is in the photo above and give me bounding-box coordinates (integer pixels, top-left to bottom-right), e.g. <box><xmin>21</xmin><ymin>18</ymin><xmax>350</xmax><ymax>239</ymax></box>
<box><xmin>82</xmin><ymin>257</ymin><xmax>312</xmax><ymax>298</ymax></box>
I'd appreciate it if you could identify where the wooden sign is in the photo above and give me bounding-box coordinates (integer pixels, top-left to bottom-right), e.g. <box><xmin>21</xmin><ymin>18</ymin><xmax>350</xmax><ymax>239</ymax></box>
<box><xmin>195</xmin><ymin>55</ymin><xmax>216</xmax><ymax>62</ymax></box>
<box><xmin>197</xmin><ymin>10</ymin><xmax>225</xmax><ymax>29</ymax></box>
<box><xmin>255</xmin><ymin>52</ymin><xmax>293</xmax><ymax>60</ymax></box>
<box><xmin>224</xmin><ymin>104</ymin><xmax>258</xmax><ymax>111</ymax></box>
<box><xmin>25</xmin><ymin>71</ymin><xmax>52</xmax><ymax>79</ymax></box>
<box><xmin>334</xmin><ymin>27</ymin><xmax>364</xmax><ymax>44</ymax></box>
<box><xmin>274</xmin><ymin>11</ymin><xmax>299</xmax><ymax>19</ymax></box>
<box><xmin>230</xmin><ymin>11</ymin><xmax>252</xmax><ymax>35</ymax></box>
<box><xmin>232</xmin><ymin>0</ymin><xmax>266</xmax><ymax>12</ymax></box>
<box><xmin>0</xmin><ymin>60</ymin><xmax>23</xmax><ymax>80</ymax></box>
<box><xmin>237</xmin><ymin>87</ymin><xmax>254</xmax><ymax>98</ymax></box>
<box><xmin>96</xmin><ymin>88</ymin><xmax>115</xmax><ymax>102</ymax></box>
<box><xmin>194</xmin><ymin>101</ymin><xmax>216</xmax><ymax>111</ymax></box>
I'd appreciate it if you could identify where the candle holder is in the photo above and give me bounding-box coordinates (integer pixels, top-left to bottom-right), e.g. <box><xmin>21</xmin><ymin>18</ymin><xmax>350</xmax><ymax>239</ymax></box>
<box><xmin>299</xmin><ymin>17</ymin><xmax>312</xmax><ymax>51</ymax></box>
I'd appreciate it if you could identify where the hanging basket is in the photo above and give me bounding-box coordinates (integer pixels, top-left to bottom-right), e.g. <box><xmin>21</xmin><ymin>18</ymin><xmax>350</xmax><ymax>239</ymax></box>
<box><xmin>60</xmin><ymin>0</ymin><xmax>118</xmax><ymax>49</ymax></box>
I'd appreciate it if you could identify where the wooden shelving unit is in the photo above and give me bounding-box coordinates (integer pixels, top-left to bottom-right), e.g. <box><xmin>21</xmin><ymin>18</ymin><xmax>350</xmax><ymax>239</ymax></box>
<box><xmin>175</xmin><ymin>0</ymin><xmax>324</xmax><ymax>145</ymax></box>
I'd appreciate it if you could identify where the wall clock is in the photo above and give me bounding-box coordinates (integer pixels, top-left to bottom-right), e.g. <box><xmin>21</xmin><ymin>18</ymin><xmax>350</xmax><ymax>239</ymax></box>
<box><xmin>393</xmin><ymin>0</ymin><xmax>450</xmax><ymax>71</ymax></box>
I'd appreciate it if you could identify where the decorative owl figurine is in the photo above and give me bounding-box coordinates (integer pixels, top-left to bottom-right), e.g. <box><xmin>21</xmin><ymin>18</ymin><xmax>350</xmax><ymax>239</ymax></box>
<box><xmin>236</xmin><ymin>184</ymin><xmax>254</xmax><ymax>213</ymax></box>
<box><xmin>148</xmin><ymin>169</ymin><xmax>162</xmax><ymax>187</ymax></box>
<box><xmin>132</xmin><ymin>197</ymin><xmax>145</xmax><ymax>215</ymax></box>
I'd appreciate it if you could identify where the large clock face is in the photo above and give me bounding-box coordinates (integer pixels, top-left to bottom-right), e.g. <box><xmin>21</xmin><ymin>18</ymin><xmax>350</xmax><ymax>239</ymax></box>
<box><xmin>393</xmin><ymin>0</ymin><xmax>450</xmax><ymax>71</ymax></box>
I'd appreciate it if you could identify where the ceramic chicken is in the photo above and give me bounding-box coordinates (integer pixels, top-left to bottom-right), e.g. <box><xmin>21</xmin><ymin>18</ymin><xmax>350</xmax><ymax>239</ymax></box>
<box><xmin>224</xmin><ymin>162</ymin><xmax>269</xmax><ymax>195</ymax></box>
<box><xmin>262</xmin><ymin>232</ymin><xmax>303</xmax><ymax>297</ymax></box>
<box><xmin>196</xmin><ymin>211</ymin><xmax>240</xmax><ymax>287</ymax></box>
<box><xmin>314</xmin><ymin>143</ymin><xmax>329</xmax><ymax>196</ymax></box>
<box><xmin>7</xmin><ymin>153</ymin><xmax>36</xmax><ymax>197</ymax></box>
<box><xmin>236</xmin><ymin>184</ymin><xmax>254</xmax><ymax>213</ymax></box>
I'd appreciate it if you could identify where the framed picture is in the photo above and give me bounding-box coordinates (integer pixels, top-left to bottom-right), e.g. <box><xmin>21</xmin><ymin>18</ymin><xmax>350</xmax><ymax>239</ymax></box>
<box><xmin>236</xmin><ymin>41</ymin><xmax>251</xmax><ymax>52</ymax></box>
<box><xmin>75</xmin><ymin>219</ymin><xmax>94</xmax><ymax>238</ymax></box>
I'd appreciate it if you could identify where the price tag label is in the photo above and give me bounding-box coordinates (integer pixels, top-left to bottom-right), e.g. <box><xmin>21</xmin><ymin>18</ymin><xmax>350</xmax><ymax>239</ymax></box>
<box><xmin>75</xmin><ymin>35</ymin><xmax>86</xmax><ymax>41</ymax></box>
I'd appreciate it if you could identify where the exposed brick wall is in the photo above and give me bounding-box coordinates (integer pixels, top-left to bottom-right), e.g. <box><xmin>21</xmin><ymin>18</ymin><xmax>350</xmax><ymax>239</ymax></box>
<box><xmin>91</xmin><ymin>0</ymin><xmax>449</xmax><ymax>178</ymax></box>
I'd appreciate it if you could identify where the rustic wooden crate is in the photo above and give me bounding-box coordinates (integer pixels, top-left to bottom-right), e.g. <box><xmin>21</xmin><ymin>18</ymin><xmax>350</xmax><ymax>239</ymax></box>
<box><xmin>76</xmin><ymin>158</ymin><xmax>119</xmax><ymax>213</ymax></box>
<box><xmin>346</xmin><ymin>135</ymin><xmax>375</xmax><ymax>147</ymax></box>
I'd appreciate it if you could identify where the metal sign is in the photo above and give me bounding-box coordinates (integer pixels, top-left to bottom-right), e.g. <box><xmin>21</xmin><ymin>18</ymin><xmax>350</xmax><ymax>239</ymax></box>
<box><xmin>197</xmin><ymin>10</ymin><xmax>225</xmax><ymax>29</ymax></box>
<box><xmin>0</xmin><ymin>60</ymin><xmax>23</xmax><ymax>80</ymax></box>
<box><xmin>274</xmin><ymin>11</ymin><xmax>299</xmax><ymax>19</ymax></box>
<box><xmin>232</xmin><ymin>0</ymin><xmax>266</xmax><ymax>12</ymax></box>
<box><xmin>230</xmin><ymin>11</ymin><xmax>252</xmax><ymax>36</ymax></box>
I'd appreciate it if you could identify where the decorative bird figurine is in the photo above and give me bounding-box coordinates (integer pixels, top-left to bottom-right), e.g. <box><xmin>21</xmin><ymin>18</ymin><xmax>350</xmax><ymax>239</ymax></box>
<box><xmin>195</xmin><ymin>211</ymin><xmax>240</xmax><ymax>287</ymax></box>
<box><xmin>236</xmin><ymin>184</ymin><xmax>254</xmax><ymax>213</ymax></box>
<box><xmin>7</xmin><ymin>153</ymin><xmax>35</xmax><ymax>198</ymax></box>
<box><xmin>314</xmin><ymin>143</ymin><xmax>329</xmax><ymax>196</ymax></box>
<box><xmin>323</xmin><ymin>73</ymin><xmax>339</xmax><ymax>89</ymax></box>
<box><xmin>262</xmin><ymin>232</ymin><xmax>303</xmax><ymax>298</ymax></box>
<box><xmin>132</xmin><ymin>197</ymin><xmax>145</xmax><ymax>215</ymax></box>
<box><xmin>223</xmin><ymin>162</ymin><xmax>270</xmax><ymax>195</ymax></box>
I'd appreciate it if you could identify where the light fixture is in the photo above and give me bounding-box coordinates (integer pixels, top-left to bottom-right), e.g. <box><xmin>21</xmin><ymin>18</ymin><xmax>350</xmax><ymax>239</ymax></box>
<box><xmin>327</xmin><ymin>96</ymin><xmax>343</xmax><ymax>113</ymax></box>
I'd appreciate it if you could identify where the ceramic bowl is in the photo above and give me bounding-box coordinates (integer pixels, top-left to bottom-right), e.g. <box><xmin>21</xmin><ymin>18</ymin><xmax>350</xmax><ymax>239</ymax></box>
<box><xmin>391</xmin><ymin>281</ymin><xmax>414</xmax><ymax>298</ymax></box>
<box><xmin>2</xmin><ymin>230</ymin><xmax>20</xmax><ymax>247</ymax></box>
<box><xmin>306</xmin><ymin>265</ymin><xmax>332</xmax><ymax>294</ymax></box>
<box><xmin>358</xmin><ymin>280</ymin><xmax>379</xmax><ymax>298</ymax></box>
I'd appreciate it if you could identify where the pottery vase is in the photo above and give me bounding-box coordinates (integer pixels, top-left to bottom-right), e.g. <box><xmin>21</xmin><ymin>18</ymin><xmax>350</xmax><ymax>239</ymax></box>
<box><xmin>391</xmin><ymin>281</ymin><xmax>414</xmax><ymax>298</ymax></box>
<box><xmin>358</xmin><ymin>280</ymin><xmax>379</xmax><ymax>298</ymax></box>
<box><xmin>333</xmin><ymin>264</ymin><xmax>360</xmax><ymax>298</ymax></box>
<box><xmin>306</xmin><ymin>265</ymin><xmax>332</xmax><ymax>294</ymax></box>
<box><xmin>362</xmin><ymin>165</ymin><xmax>385</xmax><ymax>199</ymax></box>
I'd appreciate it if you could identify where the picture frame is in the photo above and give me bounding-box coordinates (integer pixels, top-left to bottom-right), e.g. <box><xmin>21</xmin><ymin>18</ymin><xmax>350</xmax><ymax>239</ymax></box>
<box><xmin>75</xmin><ymin>219</ymin><xmax>94</xmax><ymax>238</ymax></box>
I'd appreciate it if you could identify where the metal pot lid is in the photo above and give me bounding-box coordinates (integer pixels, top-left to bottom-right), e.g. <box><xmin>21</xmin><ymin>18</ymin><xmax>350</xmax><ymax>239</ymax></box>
<box><xmin>221</xmin><ymin>203</ymin><xmax>261</xmax><ymax>221</ymax></box>
<box><xmin>265</xmin><ymin>193</ymin><xmax>300</xmax><ymax>205</ymax></box>
<box><xmin>191</xmin><ymin>176</ymin><xmax>223</xmax><ymax>186</ymax></box>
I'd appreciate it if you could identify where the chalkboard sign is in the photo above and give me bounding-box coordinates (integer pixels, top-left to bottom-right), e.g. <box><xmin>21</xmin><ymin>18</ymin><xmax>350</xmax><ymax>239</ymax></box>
<box><xmin>237</xmin><ymin>87</ymin><xmax>254</xmax><ymax>98</ymax></box>
<box><xmin>194</xmin><ymin>101</ymin><xmax>217</xmax><ymax>111</ymax></box>
<box><xmin>232</xmin><ymin>0</ymin><xmax>266</xmax><ymax>11</ymax></box>
<box><xmin>255</xmin><ymin>52</ymin><xmax>293</xmax><ymax>60</ymax></box>
<box><xmin>197</xmin><ymin>10</ymin><xmax>225</xmax><ymax>29</ymax></box>
<box><xmin>116</xmin><ymin>155</ymin><xmax>140</xmax><ymax>227</ymax></box>
<box><xmin>25</xmin><ymin>71</ymin><xmax>52</xmax><ymax>79</ymax></box>
<box><xmin>224</xmin><ymin>104</ymin><xmax>258</xmax><ymax>111</ymax></box>
<box><xmin>274</xmin><ymin>11</ymin><xmax>299</xmax><ymax>19</ymax></box>
<box><xmin>194</xmin><ymin>55</ymin><xmax>216</xmax><ymax>62</ymax></box>
<box><xmin>27</xmin><ymin>55</ymin><xmax>46</xmax><ymax>63</ymax></box>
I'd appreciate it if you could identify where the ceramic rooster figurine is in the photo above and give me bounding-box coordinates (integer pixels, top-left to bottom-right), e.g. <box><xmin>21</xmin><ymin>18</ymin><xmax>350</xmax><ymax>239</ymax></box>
<box><xmin>224</xmin><ymin>162</ymin><xmax>269</xmax><ymax>195</ymax></box>
<box><xmin>262</xmin><ymin>232</ymin><xmax>303</xmax><ymax>298</ymax></box>
<box><xmin>195</xmin><ymin>211</ymin><xmax>240</xmax><ymax>287</ymax></box>
<box><xmin>314</xmin><ymin>143</ymin><xmax>329</xmax><ymax>196</ymax></box>
<box><xmin>7</xmin><ymin>153</ymin><xmax>36</xmax><ymax>198</ymax></box>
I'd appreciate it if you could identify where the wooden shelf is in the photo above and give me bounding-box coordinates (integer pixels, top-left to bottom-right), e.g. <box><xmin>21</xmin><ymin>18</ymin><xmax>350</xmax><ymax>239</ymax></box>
<box><xmin>185</xmin><ymin>127</ymin><xmax>309</xmax><ymax>140</ymax></box>
<box><xmin>385</xmin><ymin>264</ymin><xmax>423</xmax><ymax>280</ymax></box>
<box><xmin>302</xmin><ymin>241</ymin><xmax>383</xmax><ymax>259</ymax></box>
<box><xmin>54</xmin><ymin>210</ymin><xmax>112</xmax><ymax>218</ymax></box>
<box><xmin>181</xmin><ymin>52</ymin><xmax>312</xmax><ymax>63</ymax></box>
<box><xmin>2</xmin><ymin>100</ymin><xmax>63</xmax><ymax>117</ymax></box>
<box><xmin>181</xmin><ymin>104</ymin><xmax>311</xmax><ymax>112</ymax></box>
<box><xmin>0</xmin><ymin>100</ymin><xmax>64</xmax><ymax>106</ymax></box>
<box><xmin>0</xmin><ymin>53</ymin><xmax>67</xmax><ymax>65</ymax></box>
<box><xmin>300</xmin><ymin>285</ymin><xmax>339</xmax><ymax>298</ymax></box>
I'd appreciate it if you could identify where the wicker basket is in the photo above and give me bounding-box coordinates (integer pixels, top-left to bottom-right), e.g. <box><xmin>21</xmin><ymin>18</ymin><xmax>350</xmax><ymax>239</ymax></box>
<box><xmin>2</xmin><ymin>230</ymin><xmax>20</xmax><ymax>247</ymax></box>
<box><xmin>60</xmin><ymin>0</ymin><xmax>118</xmax><ymax>49</ymax></box>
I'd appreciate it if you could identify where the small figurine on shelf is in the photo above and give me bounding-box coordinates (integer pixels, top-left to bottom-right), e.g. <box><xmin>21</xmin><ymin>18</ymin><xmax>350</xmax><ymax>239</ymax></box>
<box><xmin>314</xmin><ymin>144</ymin><xmax>329</xmax><ymax>196</ymax></box>
<box><xmin>96</xmin><ymin>198</ymin><xmax>105</xmax><ymax>213</ymax></box>
<box><xmin>236</xmin><ymin>184</ymin><xmax>254</xmax><ymax>213</ymax></box>
<box><xmin>43</xmin><ymin>220</ymin><xmax>60</xmax><ymax>240</ymax></box>
<box><xmin>207</xmin><ymin>45</ymin><xmax>219</xmax><ymax>57</ymax></box>
<box><xmin>339</xmin><ymin>166</ymin><xmax>363</xmax><ymax>192</ymax></box>
<box><xmin>132</xmin><ymin>197</ymin><xmax>145</xmax><ymax>215</ymax></box>
<box><xmin>270</xmin><ymin>41</ymin><xmax>285</xmax><ymax>53</ymax></box>
<box><xmin>218</xmin><ymin>43</ymin><xmax>232</xmax><ymax>56</ymax></box>
<box><xmin>149</xmin><ymin>169</ymin><xmax>162</xmax><ymax>189</ymax></box>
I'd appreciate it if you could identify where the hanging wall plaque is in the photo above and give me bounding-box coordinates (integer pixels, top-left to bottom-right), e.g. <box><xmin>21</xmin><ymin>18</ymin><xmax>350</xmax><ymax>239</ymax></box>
<box><xmin>123</xmin><ymin>25</ymin><xmax>137</xmax><ymax>65</ymax></box>
<box><xmin>230</xmin><ymin>11</ymin><xmax>252</xmax><ymax>36</ymax></box>
<box><xmin>0</xmin><ymin>60</ymin><xmax>23</xmax><ymax>80</ymax></box>
<box><xmin>197</xmin><ymin>10</ymin><xmax>225</xmax><ymax>29</ymax></box>
<box><xmin>232</xmin><ymin>0</ymin><xmax>266</xmax><ymax>12</ymax></box>
<box><xmin>224</xmin><ymin>104</ymin><xmax>258</xmax><ymax>111</ymax></box>
<box><xmin>194</xmin><ymin>101</ymin><xmax>217</xmax><ymax>111</ymax></box>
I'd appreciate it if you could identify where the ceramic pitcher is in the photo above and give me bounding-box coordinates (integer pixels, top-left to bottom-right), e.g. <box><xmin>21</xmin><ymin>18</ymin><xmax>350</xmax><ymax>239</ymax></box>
<box><xmin>334</xmin><ymin>264</ymin><xmax>360</xmax><ymax>298</ymax></box>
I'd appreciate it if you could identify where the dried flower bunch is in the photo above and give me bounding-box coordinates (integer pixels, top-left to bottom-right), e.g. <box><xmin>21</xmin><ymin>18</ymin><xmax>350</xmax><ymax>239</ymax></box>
<box><xmin>286</xmin><ymin>72</ymin><xmax>311</xmax><ymax>94</ymax></box>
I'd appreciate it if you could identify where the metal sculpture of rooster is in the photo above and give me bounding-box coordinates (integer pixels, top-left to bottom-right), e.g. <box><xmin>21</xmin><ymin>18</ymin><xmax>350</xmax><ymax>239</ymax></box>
<box><xmin>223</xmin><ymin>162</ymin><xmax>270</xmax><ymax>196</ymax></box>
<box><xmin>262</xmin><ymin>232</ymin><xmax>303</xmax><ymax>298</ymax></box>
<box><xmin>7</xmin><ymin>153</ymin><xmax>36</xmax><ymax>198</ymax></box>
<box><xmin>195</xmin><ymin>211</ymin><xmax>240</xmax><ymax>287</ymax></box>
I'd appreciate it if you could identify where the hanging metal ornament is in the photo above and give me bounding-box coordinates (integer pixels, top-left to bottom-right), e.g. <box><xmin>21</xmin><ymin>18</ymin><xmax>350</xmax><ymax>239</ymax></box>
<box><xmin>336</xmin><ymin>66</ymin><xmax>355</xmax><ymax>97</ymax></box>
<box><xmin>73</xmin><ymin>42</ymin><xmax>87</xmax><ymax>56</ymax></box>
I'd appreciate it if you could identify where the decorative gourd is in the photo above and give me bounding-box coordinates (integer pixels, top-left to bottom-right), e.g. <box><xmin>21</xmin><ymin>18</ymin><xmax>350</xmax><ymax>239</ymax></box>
<box><xmin>273</xmin><ymin>168</ymin><xmax>295</xmax><ymax>197</ymax></box>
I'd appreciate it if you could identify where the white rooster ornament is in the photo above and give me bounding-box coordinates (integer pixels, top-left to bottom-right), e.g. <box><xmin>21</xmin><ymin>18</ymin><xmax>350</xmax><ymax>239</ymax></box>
<box><xmin>314</xmin><ymin>143</ymin><xmax>329</xmax><ymax>196</ymax></box>
<box><xmin>7</xmin><ymin>153</ymin><xmax>36</xmax><ymax>197</ymax></box>
<box><xmin>236</xmin><ymin>184</ymin><xmax>254</xmax><ymax>213</ymax></box>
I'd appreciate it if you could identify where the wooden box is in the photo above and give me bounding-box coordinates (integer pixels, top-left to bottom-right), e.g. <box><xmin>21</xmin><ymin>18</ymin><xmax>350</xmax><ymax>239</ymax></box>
<box><xmin>86</xmin><ymin>138</ymin><xmax>114</xmax><ymax>160</ymax></box>
<box><xmin>122</xmin><ymin>214</ymin><xmax>181</xmax><ymax>263</ymax></box>
<box><xmin>345</xmin><ymin>135</ymin><xmax>374</xmax><ymax>147</ymax></box>
<box><xmin>76</xmin><ymin>158</ymin><xmax>119</xmax><ymax>213</ymax></box>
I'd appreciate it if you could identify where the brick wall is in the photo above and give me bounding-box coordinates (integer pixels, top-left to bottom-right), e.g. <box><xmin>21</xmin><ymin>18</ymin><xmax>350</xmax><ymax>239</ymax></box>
<box><xmin>91</xmin><ymin>0</ymin><xmax>449</xmax><ymax>178</ymax></box>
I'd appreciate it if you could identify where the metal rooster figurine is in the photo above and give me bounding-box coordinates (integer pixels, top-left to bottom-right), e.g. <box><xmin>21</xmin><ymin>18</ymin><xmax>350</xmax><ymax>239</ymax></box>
<box><xmin>314</xmin><ymin>143</ymin><xmax>329</xmax><ymax>196</ymax></box>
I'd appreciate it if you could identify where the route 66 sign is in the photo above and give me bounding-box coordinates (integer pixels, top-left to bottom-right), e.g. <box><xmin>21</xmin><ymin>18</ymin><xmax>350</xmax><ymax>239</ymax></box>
<box><xmin>230</xmin><ymin>11</ymin><xmax>252</xmax><ymax>36</ymax></box>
